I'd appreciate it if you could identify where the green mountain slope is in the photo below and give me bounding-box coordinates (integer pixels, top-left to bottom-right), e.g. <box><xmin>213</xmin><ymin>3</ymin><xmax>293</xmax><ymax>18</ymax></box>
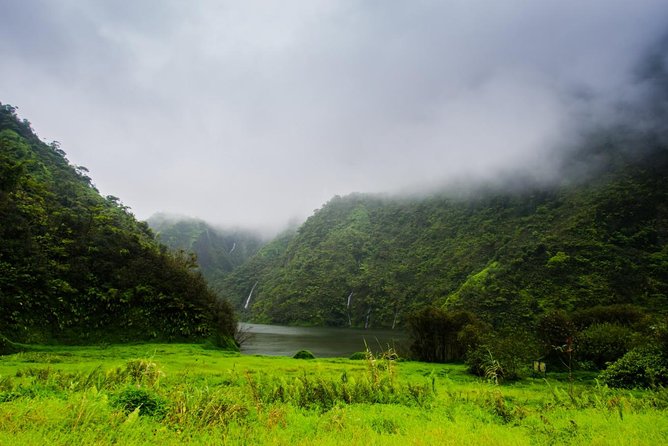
<box><xmin>0</xmin><ymin>104</ymin><xmax>236</xmax><ymax>344</ymax></box>
<box><xmin>147</xmin><ymin>214</ymin><xmax>265</xmax><ymax>287</ymax></box>
<box><xmin>220</xmin><ymin>141</ymin><xmax>667</xmax><ymax>329</ymax></box>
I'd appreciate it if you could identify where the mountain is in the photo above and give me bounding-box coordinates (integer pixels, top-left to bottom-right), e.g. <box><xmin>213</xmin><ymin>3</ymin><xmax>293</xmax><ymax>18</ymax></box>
<box><xmin>0</xmin><ymin>103</ymin><xmax>236</xmax><ymax>345</ymax></box>
<box><xmin>219</xmin><ymin>138</ymin><xmax>668</xmax><ymax>329</ymax></box>
<box><xmin>146</xmin><ymin>214</ymin><xmax>265</xmax><ymax>291</ymax></box>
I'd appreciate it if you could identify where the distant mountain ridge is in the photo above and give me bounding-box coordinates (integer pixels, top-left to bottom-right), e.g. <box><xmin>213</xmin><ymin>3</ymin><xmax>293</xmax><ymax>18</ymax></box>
<box><xmin>147</xmin><ymin>214</ymin><xmax>265</xmax><ymax>290</ymax></box>
<box><xmin>218</xmin><ymin>138</ymin><xmax>668</xmax><ymax>329</ymax></box>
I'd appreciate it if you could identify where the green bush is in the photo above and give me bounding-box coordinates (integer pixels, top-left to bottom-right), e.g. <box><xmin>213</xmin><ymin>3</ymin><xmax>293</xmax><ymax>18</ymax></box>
<box><xmin>536</xmin><ymin>310</ymin><xmax>575</xmax><ymax>362</ymax></box>
<box><xmin>466</xmin><ymin>332</ymin><xmax>538</xmax><ymax>381</ymax></box>
<box><xmin>349</xmin><ymin>351</ymin><xmax>368</xmax><ymax>360</ymax></box>
<box><xmin>572</xmin><ymin>305</ymin><xmax>648</xmax><ymax>329</ymax></box>
<box><xmin>599</xmin><ymin>348</ymin><xmax>668</xmax><ymax>389</ymax></box>
<box><xmin>0</xmin><ymin>334</ymin><xmax>21</xmax><ymax>356</ymax></box>
<box><xmin>408</xmin><ymin>307</ymin><xmax>487</xmax><ymax>362</ymax></box>
<box><xmin>113</xmin><ymin>387</ymin><xmax>168</xmax><ymax>417</ymax></box>
<box><xmin>578</xmin><ymin>323</ymin><xmax>635</xmax><ymax>369</ymax></box>
<box><xmin>293</xmin><ymin>349</ymin><xmax>316</xmax><ymax>359</ymax></box>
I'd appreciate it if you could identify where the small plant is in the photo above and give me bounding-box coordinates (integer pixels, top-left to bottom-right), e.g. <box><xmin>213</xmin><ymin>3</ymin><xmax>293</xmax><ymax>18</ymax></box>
<box><xmin>124</xmin><ymin>359</ymin><xmax>164</xmax><ymax>385</ymax></box>
<box><xmin>113</xmin><ymin>387</ymin><xmax>167</xmax><ymax>417</ymax></box>
<box><xmin>293</xmin><ymin>349</ymin><xmax>316</xmax><ymax>359</ymax></box>
<box><xmin>484</xmin><ymin>351</ymin><xmax>504</xmax><ymax>385</ymax></box>
<box><xmin>555</xmin><ymin>337</ymin><xmax>575</xmax><ymax>400</ymax></box>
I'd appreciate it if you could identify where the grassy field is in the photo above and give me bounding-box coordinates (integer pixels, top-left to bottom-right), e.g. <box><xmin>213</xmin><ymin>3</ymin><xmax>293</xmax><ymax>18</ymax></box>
<box><xmin>0</xmin><ymin>344</ymin><xmax>667</xmax><ymax>445</ymax></box>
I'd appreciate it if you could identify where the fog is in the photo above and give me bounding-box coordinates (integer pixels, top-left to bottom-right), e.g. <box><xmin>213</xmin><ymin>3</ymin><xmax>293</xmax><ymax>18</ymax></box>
<box><xmin>1</xmin><ymin>1</ymin><xmax>667</xmax><ymax>233</ymax></box>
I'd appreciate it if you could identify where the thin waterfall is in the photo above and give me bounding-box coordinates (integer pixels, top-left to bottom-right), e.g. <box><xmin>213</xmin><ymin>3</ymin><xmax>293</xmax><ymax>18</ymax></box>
<box><xmin>346</xmin><ymin>291</ymin><xmax>353</xmax><ymax>308</ymax></box>
<box><xmin>364</xmin><ymin>308</ymin><xmax>371</xmax><ymax>329</ymax></box>
<box><xmin>244</xmin><ymin>281</ymin><xmax>258</xmax><ymax>309</ymax></box>
<box><xmin>229</xmin><ymin>242</ymin><xmax>236</xmax><ymax>254</ymax></box>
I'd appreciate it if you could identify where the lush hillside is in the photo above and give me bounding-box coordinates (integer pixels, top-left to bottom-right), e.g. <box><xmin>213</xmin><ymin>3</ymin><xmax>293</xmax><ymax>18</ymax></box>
<box><xmin>147</xmin><ymin>214</ymin><xmax>265</xmax><ymax>289</ymax></box>
<box><xmin>220</xmin><ymin>139</ymin><xmax>668</xmax><ymax>329</ymax></box>
<box><xmin>0</xmin><ymin>104</ymin><xmax>236</xmax><ymax>345</ymax></box>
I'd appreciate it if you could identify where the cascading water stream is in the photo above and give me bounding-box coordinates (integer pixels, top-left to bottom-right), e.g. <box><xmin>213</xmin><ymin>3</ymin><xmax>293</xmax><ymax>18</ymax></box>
<box><xmin>244</xmin><ymin>281</ymin><xmax>258</xmax><ymax>309</ymax></box>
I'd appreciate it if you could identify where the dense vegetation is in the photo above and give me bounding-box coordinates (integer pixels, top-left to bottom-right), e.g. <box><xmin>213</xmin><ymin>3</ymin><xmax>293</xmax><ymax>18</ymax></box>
<box><xmin>1</xmin><ymin>344</ymin><xmax>667</xmax><ymax>445</ymax></box>
<box><xmin>147</xmin><ymin>213</ymin><xmax>265</xmax><ymax>293</ymax></box>
<box><xmin>220</xmin><ymin>138</ymin><xmax>667</xmax><ymax>331</ymax></box>
<box><xmin>0</xmin><ymin>104</ymin><xmax>236</xmax><ymax>345</ymax></box>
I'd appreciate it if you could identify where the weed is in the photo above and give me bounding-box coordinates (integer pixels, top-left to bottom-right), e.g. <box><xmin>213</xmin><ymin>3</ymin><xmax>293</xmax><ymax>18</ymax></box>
<box><xmin>124</xmin><ymin>359</ymin><xmax>164</xmax><ymax>386</ymax></box>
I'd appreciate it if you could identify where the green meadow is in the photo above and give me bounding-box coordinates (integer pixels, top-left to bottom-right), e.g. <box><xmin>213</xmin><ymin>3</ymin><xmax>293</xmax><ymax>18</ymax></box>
<box><xmin>1</xmin><ymin>344</ymin><xmax>667</xmax><ymax>445</ymax></box>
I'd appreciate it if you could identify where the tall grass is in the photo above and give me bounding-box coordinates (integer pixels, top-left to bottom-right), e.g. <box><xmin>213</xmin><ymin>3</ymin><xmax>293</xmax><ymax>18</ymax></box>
<box><xmin>1</xmin><ymin>343</ymin><xmax>667</xmax><ymax>445</ymax></box>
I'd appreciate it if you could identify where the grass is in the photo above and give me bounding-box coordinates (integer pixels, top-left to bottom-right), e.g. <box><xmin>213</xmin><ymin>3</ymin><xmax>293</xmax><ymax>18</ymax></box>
<box><xmin>0</xmin><ymin>344</ymin><xmax>667</xmax><ymax>445</ymax></box>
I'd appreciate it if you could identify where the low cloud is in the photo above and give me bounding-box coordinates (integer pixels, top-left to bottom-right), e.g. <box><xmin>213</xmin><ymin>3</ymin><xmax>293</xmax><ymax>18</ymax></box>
<box><xmin>1</xmin><ymin>1</ymin><xmax>667</xmax><ymax>233</ymax></box>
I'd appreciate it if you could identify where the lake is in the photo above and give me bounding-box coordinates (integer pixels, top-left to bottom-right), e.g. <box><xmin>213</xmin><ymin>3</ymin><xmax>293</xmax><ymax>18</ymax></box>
<box><xmin>238</xmin><ymin>322</ymin><xmax>409</xmax><ymax>358</ymax></box>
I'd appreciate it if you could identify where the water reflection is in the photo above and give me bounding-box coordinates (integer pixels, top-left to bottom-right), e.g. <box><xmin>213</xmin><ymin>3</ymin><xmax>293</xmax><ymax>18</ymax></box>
<box><xmin>238</xmin><ymin>323</ymin><xmax>409</xmax><ymax>358</ymax></box>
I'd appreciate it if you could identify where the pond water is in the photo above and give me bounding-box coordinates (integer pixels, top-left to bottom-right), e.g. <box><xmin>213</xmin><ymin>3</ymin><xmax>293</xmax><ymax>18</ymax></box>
<box><xmin>238</xmin><ymin>322</ymin><xmax>409</xmax><ymax>358</ymax></box>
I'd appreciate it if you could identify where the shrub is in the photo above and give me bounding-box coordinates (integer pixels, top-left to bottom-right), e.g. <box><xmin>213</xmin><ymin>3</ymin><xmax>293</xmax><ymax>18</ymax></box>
<box><xmin>0</xmin><ymin>334</ymin><xmax>21</xmax><ymax>356</ymax></box>
<box><xmin>572</xmin><ymin>304</ymin><xmax>648</xmax><ymax>329</ymax></box>
<box><xmin>466</xmin><ymin>331</ymin><xmax>538</xmax><ymax>381</ymax></box>
<box><xmin>578</xmin><ymin>323</ymin><xmax>634</xmax><ymax>369</ymax></box>
<box><xmin>408</xmin><ymin>307</ymin><xmax>487</xmax><ymax>362</ymax></box>
<box><xmin>599</xmin><ymin>348</ymin><xmax>668</xmax><ymax>389</ymax></box>
<box><xmin>293</xmin><ymin>350</ymin><xmax>316</xmax><ymax>359</ymax></box>
<box><xmin>536</xmin><ymin>310</ymin><xmax>575</xmax><ymax>363</ymax></box>
<box><xmin>349</xmin><ymin>351</ymin><xmax>368</xmax><ymax>360</ymax></box>
<box><xmin>113</xmin><ymin>387</ymin><xmax>167</xmax><ymax>417</ymax></box>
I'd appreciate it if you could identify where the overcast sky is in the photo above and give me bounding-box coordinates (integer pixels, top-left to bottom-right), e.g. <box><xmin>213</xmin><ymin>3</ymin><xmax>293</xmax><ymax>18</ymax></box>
<box><xmin>1</xmin><ymin>1</ymin><xmax>667</xmax><ymax>233</ymax></box>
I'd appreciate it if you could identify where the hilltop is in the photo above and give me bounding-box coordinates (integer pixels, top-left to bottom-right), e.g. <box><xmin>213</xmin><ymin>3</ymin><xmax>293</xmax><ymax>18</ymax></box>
<box><xmin>0</xmin><ymin>104</ymin><xmax>236</xmax><ymax>346</ymax></box>
<box><xmin>219</xmin><ymin>137</ymin><xmax>667</xmax><ymax>329</ymax></box>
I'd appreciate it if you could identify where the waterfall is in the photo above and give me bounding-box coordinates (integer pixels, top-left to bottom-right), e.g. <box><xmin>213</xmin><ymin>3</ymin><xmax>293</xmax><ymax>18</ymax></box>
<box><xmin>346</xmin><ymin>291</ymin><xmax>354</xmax><ymax>326</ymax></box>
<box><xmin>229</xmin><ymin>242</ymin><xmax>236</xmax><ymax>254</ymax></box>
<box><xmin>244</xmin><ymin>281</ymin><xmax>258</xmax><ymax>310</ymax></box>
<box><xmin>364</xmin><ymin>308</ymin><xmax>371</xmax><ymax>329</ymax></box>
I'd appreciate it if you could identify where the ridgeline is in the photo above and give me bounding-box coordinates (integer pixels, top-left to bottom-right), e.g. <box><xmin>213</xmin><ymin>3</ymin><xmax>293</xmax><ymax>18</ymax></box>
<box><xmin>220</xmin><ymin>137</ymin><xmax>667</xmax><ymax>330</ymax></box>
<box><xmin>0</xmin><ymin>103</ymin><xmax>236</xmax><ymax>346</ymax></box>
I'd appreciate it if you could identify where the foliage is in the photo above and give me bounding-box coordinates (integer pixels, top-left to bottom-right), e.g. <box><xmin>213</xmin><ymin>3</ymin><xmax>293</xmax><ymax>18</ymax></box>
<box><xmin>536</xmin><ymin>310</ymin><xmax>576</xmax><ymax>365</ymax></box>
<box><xmin>407</xmin><ymin>307</ymin><xmax>487</xmax><ymax>362</ymax></box>
<box><xmin>2</xmin><ymin>343</ymin><xmax>668</xmax><ymax>445</ymax></box>
<box><xmin>0</xmin><ymin>103</ymin><xmax>236</xmax><ymax>344</ymax></box>
<box><xmin>113</xmin><ymin>387</ymin><xmax>168</xmax><ymax>417</ymax></box>
<box><xmin>218</xmin><ymin>138</ymin><xmax>667</xmax><ymax>330</ymax></box>
<box><xmin>293</xmin><ymin>349</ymin><xmax>316</xmax><ymax>359</ymax></box>
<box><xmin>599</xmin><ymin>348</ymin><xmax>668</xmax><ymax>388</ymax></box>
<box><xmin>577</xmin><ymin>323</ymin><xmax>636</xmax><ymax>369</ymax></box>
<box><xmin>571</xmin><ymin>304</ymin><xmax>650</xmax><ymax>329</ymax></box>
<box><xmin>147</xmin><ymin>213</ymin><xmax>265</xmax><ymax>288</ymax></box>
<box><xmin>0</xmin><ymin>334</ymin><xmax>22</xmax><ymax>356</ymax></box>
<box><xmin>466</xmin><ymin>330</ymin><xmax>539</xmax><ymax>381</ymax></box>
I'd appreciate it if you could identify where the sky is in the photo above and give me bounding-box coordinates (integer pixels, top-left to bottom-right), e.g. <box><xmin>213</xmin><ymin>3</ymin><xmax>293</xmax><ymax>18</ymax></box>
<box><xmin>1</xmin><ymin>1</ymin><xmax>667</xmax><ymax>234</ymax></box>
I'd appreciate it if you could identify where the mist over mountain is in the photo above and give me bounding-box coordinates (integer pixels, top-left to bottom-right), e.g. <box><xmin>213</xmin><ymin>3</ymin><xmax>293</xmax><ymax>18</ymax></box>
<box><xmin>220</xmin><ymin>135</ymin><xmax>667</xmax><ymax>329</ymax></box>
<box><xmin>147</xmin><ymin>213</ymin><xmax>266</xmax><ymax>287</ymax></box>
<box><xmin>2</xmin><ymin>1</ymin><xmax>668</xmax><ymax>231</ymax></box>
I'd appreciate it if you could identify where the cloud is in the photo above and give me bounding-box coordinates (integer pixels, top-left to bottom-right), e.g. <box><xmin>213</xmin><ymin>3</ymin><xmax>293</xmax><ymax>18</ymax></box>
<box><xmin>1</xmin><ymin>0</ymin><xmax>667</xmax><ymax>232</ymax></box>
